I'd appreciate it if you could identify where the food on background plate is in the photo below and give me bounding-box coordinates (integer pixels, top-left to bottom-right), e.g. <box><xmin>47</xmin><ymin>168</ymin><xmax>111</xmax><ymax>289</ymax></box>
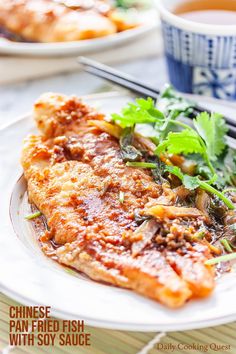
<box><xmin>21</xmin><ymin>88</ymin><xmax>236</xmax><ymax>308</ymax></box>
<box><xmin>0</xmin><ymin>0</ymin><xmax>144</xmax><ymax>43</ymax></box>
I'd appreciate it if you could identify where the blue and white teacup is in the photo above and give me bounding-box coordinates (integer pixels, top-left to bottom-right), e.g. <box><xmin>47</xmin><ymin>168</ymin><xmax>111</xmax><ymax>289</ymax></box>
<box><xmin>158</xmin><ymin>0</ymin><xmax>236</xmax><ymax>100</ymax></box>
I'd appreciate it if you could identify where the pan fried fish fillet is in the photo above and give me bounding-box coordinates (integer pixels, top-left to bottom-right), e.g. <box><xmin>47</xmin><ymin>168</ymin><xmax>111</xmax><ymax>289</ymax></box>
<box><xmin>0</xmin><ymin>0</ymin><xmax>116</xmax><ymax>42</ymax></box>
<box><xmin>21</xmin><ymin>93</ymin><xmax>215</xmax><ymax>308</ymax></box>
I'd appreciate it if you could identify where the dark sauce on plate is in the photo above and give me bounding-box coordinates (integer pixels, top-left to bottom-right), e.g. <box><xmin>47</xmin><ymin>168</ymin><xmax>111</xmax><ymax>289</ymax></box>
<box><xmin>28</xmin><ymin>200</ymin><xmax>234</xmax><ymax>279</ymax></box>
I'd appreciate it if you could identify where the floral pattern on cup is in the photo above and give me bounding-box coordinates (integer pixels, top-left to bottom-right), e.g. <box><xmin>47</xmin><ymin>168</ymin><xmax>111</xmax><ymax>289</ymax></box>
<box><xmin>193</xmin><ymin>67</ymin><xmax>236</xmax><ymax>100</ymax></box>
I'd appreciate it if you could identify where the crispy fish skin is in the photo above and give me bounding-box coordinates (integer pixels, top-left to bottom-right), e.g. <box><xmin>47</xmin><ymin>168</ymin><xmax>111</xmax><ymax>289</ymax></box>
<box><xmin>21</xmin><ymin>93</ymin><xmax>215</xmax><ymax>308</ymax></box>
<box><xmin>22</xmin><ymin>137</ymin><xmax>191</xmax><ymax>308</ymax></box>
<box><xmin>0</xmin><ymin>0</ymin><xmax>116</xmax><ymax>42</ymax></box>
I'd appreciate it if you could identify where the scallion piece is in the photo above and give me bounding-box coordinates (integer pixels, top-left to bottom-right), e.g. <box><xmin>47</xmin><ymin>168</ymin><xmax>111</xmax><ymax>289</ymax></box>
<box><xmin>119</xmin><ymin>191</ymin><xmax>125</xmax><ymax>204</ymax></box>
<box><xmin>65</xmin><ymin>267</ymin><xmax>77</xmax><ymax>276</ymax></box>
<box><xmin>192</xmin><ymin>231</ymin><xmax>206</xmax><ymax>240</ymax></box>
<box><xmin>205</xmin><ymin>252</ymin><xmax>236</xmax><ymax>265</ymax></box>
<box><xmin>223</xmin><ymin>188</ymin><xmax>236</xmax><ymax>194</ymax></box>
<box><xmin>220</xmin><ymin>239</ymin><xmax>233</xmax><ymax>253</ymax></box>
<box><xmin>126</xmin><ymin>162</ymin><xmax>157</xmax><ymax>169</ymax></box>
<box><xmin>25</xmin><ymin>211</ymin><xmax>42</xmax><ymax>220</ymax></box>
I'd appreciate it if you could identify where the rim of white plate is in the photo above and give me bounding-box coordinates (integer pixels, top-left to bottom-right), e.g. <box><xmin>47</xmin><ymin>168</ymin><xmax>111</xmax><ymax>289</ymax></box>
<box><xmin>0</xmin><ymin>9</ymin><xmax>159</xmax><ymax>56</ymax></box>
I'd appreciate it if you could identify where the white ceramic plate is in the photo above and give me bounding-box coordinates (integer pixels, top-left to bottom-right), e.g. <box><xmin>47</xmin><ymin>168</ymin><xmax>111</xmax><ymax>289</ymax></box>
<box><xmin>1</xmin><ymin>91</ymin><xmax>236</xmax><ymax>332</ymax></box>
<box><xmin>0</xmin><ymin>9</ymin><xmax>158</xmax><ymax>57</ymax></box>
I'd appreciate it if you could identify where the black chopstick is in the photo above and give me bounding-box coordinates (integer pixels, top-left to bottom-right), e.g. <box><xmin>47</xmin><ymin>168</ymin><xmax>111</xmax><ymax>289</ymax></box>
<box><xmin>79</xmin><ymin>56</ymin><xmax>160</xmax><ymax>97</ymax></box>
<box><xmin>84</xmin><ymin>66</ymin><xmax>158</xmax><ymax>100</ymax></box>
<box><xmin>78</xmin><ymin>57</ymin><xmax>236</xmax><ymax>139</ymax></box>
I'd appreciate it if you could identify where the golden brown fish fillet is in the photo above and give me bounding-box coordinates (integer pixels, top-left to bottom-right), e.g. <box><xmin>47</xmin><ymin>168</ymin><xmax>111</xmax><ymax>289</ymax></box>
<box><xmin>0</xmin><ymin>0</ymin><xmax>116</xmax><ymax>42</ymax></box>
<box><xmin>21</xmin><ymin>93</ymin><xmax>215</xmax><ymax>308</ymax></box>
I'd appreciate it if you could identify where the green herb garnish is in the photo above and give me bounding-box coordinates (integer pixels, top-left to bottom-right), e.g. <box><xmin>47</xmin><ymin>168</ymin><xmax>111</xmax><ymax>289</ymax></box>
<box><xmin>126</xmin><ymin>162</ymin><xmax>157</xmax><ymax>169</ymax></box>
<box><xmin>205</xmin><ymin>253</ymin><xmax>236</xmax><ymax>265</ymax></box>
<box><xmin>156</xmin><ymin>112</ymin><xmax>227</xmax><ymax>175</ymax></box>
<box><xmin>25</xmin><ymin>211</ymin><xmax>42</xmax><ymax>220</ymax></box>
<box><xmin>223</xmin><ymin>188</ymin><xmax>236</xmax><ymax>194</ymax></box>
<box><xmin>65</xmin><ymin>267</ymin><xmax>77</xmax><ymax>276</ymax></box>
<box><xmin>112</xmin><ymin>92</ymin><xmax>193</xmax><ymax>140</ymax></box>
<box><xmin>158</xmin><ymin>85</ymin><xmax>194</xmax><ymax>139</ymax></box>
<box><xmin>165</xmin><ymin>166</ymin><xmax>234</xmax><ymax>209</ymax></box>
<box><xmin>160</xmin><ymin>85</ymin><xmax>195</xmax><ymax>117</ymax></box>
<box><xmin>112</xmin><ymin>86</ymin><xmax>235</xmax><ymax>210</ymax></box>
<box><xmin>193</xmin><ymin>112</ymin><xmax>227</xmax><ymax>161</ymax></box>
<box><xmin>220</xmin><ymin>239</ymin><xmax>233</xmax><ymax>253</ymax></box>
<box><xmin>192</xmin><ymin>231</ymin><xmax>206</xmax><ymax>240</ymax></box>
<box><xmin>112</xmin><ymin>98</ymin><xmax>164</xmax><ymax>128</ymax></box>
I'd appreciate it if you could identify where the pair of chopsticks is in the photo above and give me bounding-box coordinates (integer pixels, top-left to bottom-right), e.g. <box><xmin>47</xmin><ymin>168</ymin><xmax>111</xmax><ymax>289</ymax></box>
<box><xmin>78</xmin><ymin>57</ymin><xmax>236</xmax><ymax>139</ymax></box>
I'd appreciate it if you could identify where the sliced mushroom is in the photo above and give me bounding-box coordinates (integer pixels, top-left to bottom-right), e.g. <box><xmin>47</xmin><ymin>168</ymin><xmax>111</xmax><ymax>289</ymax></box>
<box><xmin>132</xmin><ymin>219</ymin><xmax>159</xmax><ymax>257</ymax></box>
<box><xmin>173</xmin><ymin>185</ymin><xmax>191</xmax><ymax>201</ymax></box>
<box><xmin>196</xmin><ymin>189</ymin><xmax>211</xmax><ymax>221</ymax></box>
<box><xmin>224</xmin><ymin>210</ymin><xmax>236</xmax><ymax>246</ymax></box>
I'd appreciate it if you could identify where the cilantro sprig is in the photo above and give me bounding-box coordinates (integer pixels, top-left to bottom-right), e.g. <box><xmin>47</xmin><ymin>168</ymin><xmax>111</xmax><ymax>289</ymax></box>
<box><xmin>112</xmin><ymin>86</ymin><xmax>235</xmax><ymax>210</ymax></box>
<box><xmin>194</xmin><ymin>112</ymin><xmax>228</xmax><ymax>161</ymax></box>
<box><xmin>111</xmin><ymin>98</ymin><xmax>164</xmax><ymax>128</ymax></box>
<box><xmin>156</xmin><ymin>112</ymin><xmax>228</xmax><ymax>175</ymax></box>
<box><xmin>165</xmin><ymin>166</ymin><xmax>234</xmax><ymax>210</ymax></box>
<box><xmin>112</xmin><ymin>92</ymin><xmax>194</xmax><ymax>141</ymax></box>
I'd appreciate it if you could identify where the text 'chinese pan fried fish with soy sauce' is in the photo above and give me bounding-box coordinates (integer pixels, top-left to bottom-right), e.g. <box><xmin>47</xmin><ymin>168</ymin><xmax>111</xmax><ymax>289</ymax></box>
<box><xmin>21</xmin><ymin>93</ymin><xmax>215</xmax><ymax>308</ymax></box>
